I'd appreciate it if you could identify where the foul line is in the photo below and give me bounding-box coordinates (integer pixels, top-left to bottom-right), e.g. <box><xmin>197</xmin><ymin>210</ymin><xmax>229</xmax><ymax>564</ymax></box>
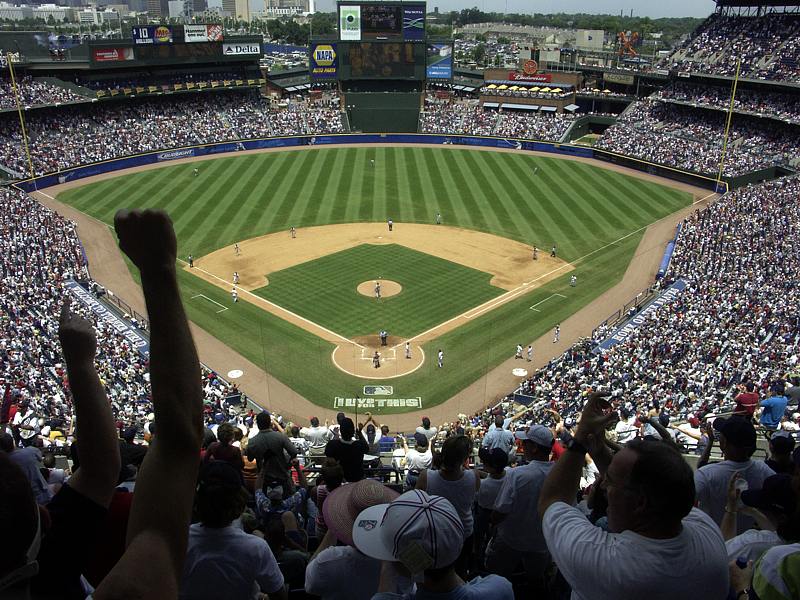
<box><xmin>192</xmin><ymin>294</ymin><xmax>228</xmax><ymax>313</ymax></box>
<box><xmin>694</xmin><ymin>191</ymin><xmax>718</xmax><ymax>205</ymax></box>
<box><xmin>529</xmin><ymin>293</ymin><xmax>567</xmax><ymax>312</ymax></box>
<box><xmin>183</xmin><ymin>262</ymin><xmax>362</xmax><ymax>348</ymax></box>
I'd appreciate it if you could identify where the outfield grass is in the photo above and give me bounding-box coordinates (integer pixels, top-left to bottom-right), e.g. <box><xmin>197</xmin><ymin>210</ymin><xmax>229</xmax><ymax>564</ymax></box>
<box><xmin>255</xmin><ymin>244</ymin><xmax>503</xmax><ymax>338</ymax></box>
<box><xmin>58</xmin><ymin>147</ymin><xmax>692</xmax><ymax>413</ymax></box>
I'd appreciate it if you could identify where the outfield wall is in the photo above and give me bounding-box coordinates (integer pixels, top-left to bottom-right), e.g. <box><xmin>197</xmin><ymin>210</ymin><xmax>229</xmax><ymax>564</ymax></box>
<box><xmin>13</xmin><ymin>133</ymin><xmax>725</xmax><ymax>193</ymax></box>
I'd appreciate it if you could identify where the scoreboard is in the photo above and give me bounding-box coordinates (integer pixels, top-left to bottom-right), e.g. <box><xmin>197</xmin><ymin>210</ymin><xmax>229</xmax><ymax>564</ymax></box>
<box><xmin>338</xmin><ymin>2</ymin><xmax>426</xmax><ymax>42</ymax></box>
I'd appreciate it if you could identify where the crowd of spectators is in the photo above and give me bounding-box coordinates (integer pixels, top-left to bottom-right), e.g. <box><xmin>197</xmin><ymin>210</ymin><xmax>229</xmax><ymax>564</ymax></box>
<box><xmin>0</xmin><ymin>91</ymin><xmax>344</xmax><ymax>177</ymax></box>
<box><xmin>595</xmin><ymin>98</ymin><xmax>800</xmax><ymax>176</ymax></box>
<box><xmin>658</xmin><ymin>82</ymin><xmax>800</xmax><ymax>124</ymax></box>
<box><xmin>666</xmin><ymin>12</ymin><xmax>800</xmax><ymax>82</ymax></box>
<box><xmin>419</xmin><ymin>98</ymin><xmax>577</xmax><ymax>142</ymax></box>
<box><xmin>0</xmin><ymin>75</ymin><xmax>88</xmax><ymax>110</ymax></box>
<box><xmin>0</xmin><ymin>187</ymin><xmax>251</xmax><ymax>460</ymax></box>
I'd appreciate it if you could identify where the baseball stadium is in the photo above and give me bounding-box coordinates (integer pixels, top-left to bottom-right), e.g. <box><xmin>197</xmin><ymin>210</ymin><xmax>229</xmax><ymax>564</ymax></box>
<box><xmin>1</xmin><ymin>0</ymin><xmax>799</xmax><ymax>597</ymax></box>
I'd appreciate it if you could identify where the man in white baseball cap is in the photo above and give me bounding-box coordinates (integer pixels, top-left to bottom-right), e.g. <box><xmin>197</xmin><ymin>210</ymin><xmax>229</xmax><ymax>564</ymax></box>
<box><xmin>352</xmin><ymin>489</ymin><xmax>513</xmax><ymax>599</ymax></box>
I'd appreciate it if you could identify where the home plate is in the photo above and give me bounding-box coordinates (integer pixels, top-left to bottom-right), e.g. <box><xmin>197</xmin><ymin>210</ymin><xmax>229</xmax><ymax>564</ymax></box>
<box><xmin>512</xmin><ymin>368</ymin><xmax>528</xmax><ymax>377</ymax></box>
<box><xmin>227</xmin><ymin>369</ymin><xmax>244</xmax><ymax>379</ymax></box>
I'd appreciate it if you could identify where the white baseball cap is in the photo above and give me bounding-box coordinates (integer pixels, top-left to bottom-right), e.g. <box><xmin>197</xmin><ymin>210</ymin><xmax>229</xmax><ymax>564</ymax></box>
<box><xmin>514</xmin><ymin>424</ymin><xmax>554</xmax><ymax>447</ymax></box>
<box><xmin>352</xmin><ymin>490</ymin><xmax>464</xmax><ymax>573</ymax></box>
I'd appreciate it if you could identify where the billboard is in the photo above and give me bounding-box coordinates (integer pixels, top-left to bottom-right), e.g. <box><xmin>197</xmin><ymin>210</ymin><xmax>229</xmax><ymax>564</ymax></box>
<box><xmin>508</xmin><ymin>71</ymin><xmax>552</xmax><ymax>83</ymax></box>
<box><xmin>223</xmin><ymin>42</ymin><xmax>261</xmax><ymax>56</ymax></box>
<box><xmin>604</xmin><ymin>72</ymin><xmax>635</xmax><ymax>85</ymax></box>
<box><xmin>339</xmin><ymin>5</ymin><xmax>361</xmax><ymax>41</ymax></box>
<box><xmin>185</xmin><ymin>24</ymin><xmax>223</xmax><ymax>43</ymax></box>
<box><xmin>92</xmin><ymin>47</ymin><xmax>134</xmax><ymax>62</ymax></box>
<box><xmin>426</xmin><ymin>43</ymin><xmax>452</xmax><ymax>79</ymax></box>
<box><xmin>402</xmin><ymin>5</ymin><xmax>425</xmax><ymax>41</ymax></box>
<box><xmin>132</xmin><ymin>25</ymin><xmax>173</xmax><ymax>45</ymax></box>
<box><xmin>310</xmin><ymin>43</ymin><xmax>338</xmax><ymax>79</ymax></box>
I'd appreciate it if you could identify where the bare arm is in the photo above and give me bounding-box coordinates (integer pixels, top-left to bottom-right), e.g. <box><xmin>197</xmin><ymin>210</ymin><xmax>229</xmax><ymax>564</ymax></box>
<box><xmin>96</xmin><ymin>210</ymin><xmax>204</xmax><ymax>599</ymax></box>
<box><xmin>58</xmin><ymin>300</ymin><xmax>120</xmax><ymax>508</ymax></box>
<box><xmin>415</xmin><ymin>468</ymin><xmax>428</xmax><ymax>491</ymax></box>
<box><xmin>697</xmin><ymin>423</ymin><xmax>714</xmax><ymax>470</ymax></box>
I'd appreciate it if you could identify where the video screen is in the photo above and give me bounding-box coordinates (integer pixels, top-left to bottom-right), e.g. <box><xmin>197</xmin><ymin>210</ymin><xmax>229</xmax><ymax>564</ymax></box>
<box><xmin>361</xmin><ymin>5</ymin><xmax>402</xmax><ymax>38</ymax></box>
<box><xmin>348</xmin><ymin>42</ymin><xmax>415</xmax><ymax>77</ymax></box>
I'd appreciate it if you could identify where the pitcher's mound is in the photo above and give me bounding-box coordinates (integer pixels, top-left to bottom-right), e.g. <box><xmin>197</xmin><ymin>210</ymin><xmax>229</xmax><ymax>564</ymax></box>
<box><xmin>357</xmin><ymin>280</ymin><xmax>402</xmax><ymax>298</ymax></box>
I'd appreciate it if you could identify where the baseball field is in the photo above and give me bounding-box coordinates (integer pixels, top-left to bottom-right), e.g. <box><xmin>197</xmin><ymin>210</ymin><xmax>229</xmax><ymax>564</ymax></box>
<box><xmin>56</xmin><ymin>145</ymin><xmax>694</xmax><ymax>414</ymax></box>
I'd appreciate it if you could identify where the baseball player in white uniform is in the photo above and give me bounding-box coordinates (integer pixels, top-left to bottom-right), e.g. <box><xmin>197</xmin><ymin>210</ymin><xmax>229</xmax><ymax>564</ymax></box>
<box><xmin>375</xmin><ymin>281</ymin><xmax>381</xmax><ymax>299</ymax></box>
<box><xmin>437</xmin><ymin>349</ymin><xmax>444</xmax><ymax>368</ymax></box>
<box><xmin>405</xmin><ymin>342</ymin><xmax>411</xmax><ymax>359</ymax></box>
<box><xmin>233</xmin><ymin>271</ymin><xmax>239</xmax><ymax>285</ymax></box>
<box><xmin>553</xmin><ymin>324</ymin><xmax>560</xmax><ymax>343</ymax></box>
<box><xmin>527</xmin><ymin>345</ymin><xmax>533</xmax><ymax>362</ymax></box>
<box><xmin>515</xmin><ymin>344</ymin><xmax>523</xmax><ymax>359</ymax></box>
<box><xmin>231</xmin><ymin>287</ymin><xmax>238</xmax><ymax>303</ymax></box>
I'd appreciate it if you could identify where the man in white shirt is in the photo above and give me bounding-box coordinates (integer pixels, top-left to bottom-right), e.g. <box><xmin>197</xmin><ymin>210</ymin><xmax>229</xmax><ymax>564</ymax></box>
<box><xmin>613</xmin><ymin>407</ymin><xmax>638</xmax><ymax>445</ymax></box>
<box><xmin>695</xmin><ymin>416</ymin><xmax>775</xmax><ymax>534</ymax></box>
<box><xmin>538</xmin><ymin>392</ymin><xmax>729</xmax><ymax>600</ymax></box>
<box><xmin>486</xmin><ymin>424</ymin><xmax>554</xmax><ymax>588</ymax></box>
<box><xmin>481</xmin><ymin>415</ymin><xmax>515</xmax><ymax>458</ymax></box>
<box><xmin>300</xmin><ymin>417</ymin><xmax>332</xmax><ymax>453</ymax></box>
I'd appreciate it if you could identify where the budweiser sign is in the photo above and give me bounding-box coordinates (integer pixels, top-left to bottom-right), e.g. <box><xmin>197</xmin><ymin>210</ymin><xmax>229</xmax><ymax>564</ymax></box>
<box><xmin>508</xmin><ymin>72</ymin><xmax>552</xmax><ymax>83</ymax></box>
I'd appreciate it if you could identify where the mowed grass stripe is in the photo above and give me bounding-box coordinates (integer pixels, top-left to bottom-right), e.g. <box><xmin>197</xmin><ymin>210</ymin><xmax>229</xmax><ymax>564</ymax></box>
<box><xmin>551</xmin><ymin>161</ymin><xmax>632</xmax><ymax>233</ymax></box>
<box><xmin>612</xmin><ymin>171</ymin><xmax>686</xmax><ymax>218</ymax></box>
<box><xmin>233</xmin><ymin>153</ymin><xmax>292</xmax><ymax>240</ymax></box>
<box><xmin>328</xmin><ymin>149</ymin><xmax>354</xmax><ymax>224</ymax></box>
<box><xmin>287</xmin><ymin>147</ymin><xmax>335</xmax><ymax>227</ymax></box>
<box><xmin>344</xmin><ymin>149</ymin><xmax>366</xmax><ymax>223</ymax></box>
<box><xmin>157</xmin><ymin>159</ymin><xmax>232</xmax><ymax>231</ymax></box>
<box><xmin>430</xmin><ymin>150</ymin><xmax>479</xmax><ymax>230</ymax></box>
<box><xmin>258</xmin><ymin>149</ymin><xmax>318</xmax><ymax>232</ymax></box>
<box><xmin>179</xmin><ymin>158</ymin><xmax>258</xmax><ymax>254</ymax></box>
<box><xmin>207</xmin><ymin>156</ymin><xmax>279</xmax><ymax>251</ymax></box>
<box><xmin>359</xmin><ymin>148</ymin><xmax>377</xmax><ymax>222</ymax></box>
<box><xmin>545</xmin><ymin>159</ymin><xmax>619</xmax><ymax>245</ymax></box>
<box><xmin>383</xmin><ymin>147</ymin><xmax>404</xmax><ymax>222</ymax></box>
<box><xmin>395</xmin><ymin>149</ymin><xmax>419</xmax><ymax>223</ymax></box>
<box><xmin>588</xmin><ymin>166</ymin><xmax>661</xmax><ymax>225</ymax></box>
<box><xmin>306</xmin><ymin>149</ymin><xmax>343</xmax><ymax>225</ymax></box>
<box><xmin>416</xmin><ymin>148</ymin><xmax>454</xmax><ymax>224</ymax></box>
<box><xmin>459</xmin><ymin>150</ymin><xmax>522</xmax><ymax>240</ymax></box>
<box><xmin>442</xmin><ymin>151</ymin><xmax>491</xmax><ymax>231</ymax></box>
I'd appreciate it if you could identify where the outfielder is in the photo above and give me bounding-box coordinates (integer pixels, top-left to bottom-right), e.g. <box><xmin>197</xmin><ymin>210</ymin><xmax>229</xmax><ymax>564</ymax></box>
<box><xmin>192</xmin><ymin>168</ymin><xmax>199</xmax><ymax>177</ymax></box>
<box><xmin>437</xmin><ymin>349</ymin><xmax>444</xmax><ymax>368</ymax></box>
<box><xmin>570</xmin><ymin>275</ymin><xmax>577</xmax><ymax>287</ymax></box>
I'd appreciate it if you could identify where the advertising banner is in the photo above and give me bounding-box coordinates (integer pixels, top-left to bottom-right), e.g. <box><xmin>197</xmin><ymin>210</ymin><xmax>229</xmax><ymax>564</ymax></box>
<box><xmin>426</xmin><ymin>43</ymin><xmax>452</xmax><ymax>79</ymax></box>
<box><xmin>157</xmin><ymin>148</ymin><xmax>195</xmax><ymax>162</ymax></box>
<box><xmin>402</xmin><ymin>5</ymin><xmax>425</xmax><ymax>40</ymax></box>
<box><xmin>64</xmin><ymin>280</ymin><xmax>150</xmax><ymax>356</ymax></box>
<box><xmin>132</xmin><ymin>25</ymin><xmax>173</xmax><ymax>45</ymax></box>
<box><xmin>92</xmin><ymin>47</ymin><xmax>134</xmax><ymax>62</ymax></box>
<box><xmin>594</xmin><ymin>279</ymin><xmax>687</xmax><ymax>351</ymax></box>
<box><xmin>223</xmin><ymin>42</ymin><xmax>261</xmax><ymax>56</ymax></box>
<box><xmin>310</xmin><ymin>43</ymin><xmax>338</xmax><ymax>79</ymax></box>
<box><xmin>604</xmin><ymin>72</ymin><xmax>635</xmax><ymax>85</ymax></box>
<box><xmin>185</xmin><ymin>23</ymin><xmax>223</xmax><ymax>43</ymax></box>
<box><xmin>508</xmin><ymin>71</ymin><xmax>552</xmax><ymax>83</ymax></box>
<box><xmin>339</xmin><ymin>5</ymin><xmax>361</xmax><ymax>41</ymax></box>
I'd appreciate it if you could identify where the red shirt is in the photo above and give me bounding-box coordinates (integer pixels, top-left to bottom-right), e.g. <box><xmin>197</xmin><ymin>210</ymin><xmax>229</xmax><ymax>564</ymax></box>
<box><xmin>734</xmin><ymin>392</ymin><xmax>759</xmax><ymax>416</ymax></box>
<box><xmin>551</xmin><ymin>440</ymin><xmax>565</xmax><ymax>461</ymax></box>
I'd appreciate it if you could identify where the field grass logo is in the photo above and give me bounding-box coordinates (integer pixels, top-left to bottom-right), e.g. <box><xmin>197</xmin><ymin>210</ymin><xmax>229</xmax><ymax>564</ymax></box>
<box><xmin>363</xmin><ymin>385</ymin><xmax>393</xmax><ymax>396</ymax></box>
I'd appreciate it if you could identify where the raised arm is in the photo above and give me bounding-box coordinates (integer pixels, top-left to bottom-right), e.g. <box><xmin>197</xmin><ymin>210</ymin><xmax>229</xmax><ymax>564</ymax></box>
<box><xmin>58</xmin><ymin>300</ymin><xmax>120</xmax><ymax>508</ymax></box>
<box><xmin>96</xmin><ymin>209</ymin><xmax>204</xmax><ymax>599</ymax></box>
<box><xmin>539</xmin><ymin>392</ymin><xmax>615</xmax><ymax>516</ymax></box>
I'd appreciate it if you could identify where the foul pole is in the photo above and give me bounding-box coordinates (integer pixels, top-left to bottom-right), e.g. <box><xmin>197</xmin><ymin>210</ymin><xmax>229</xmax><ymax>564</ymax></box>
<box><xmin>7</xmin><ymin>53</ymin><xmax>37</xmax><ymax>190</ymax></box>
<box><xmin>716</xmin><ymin>58</ymin><xmax>741</xmax><ymax>188</ymax></box>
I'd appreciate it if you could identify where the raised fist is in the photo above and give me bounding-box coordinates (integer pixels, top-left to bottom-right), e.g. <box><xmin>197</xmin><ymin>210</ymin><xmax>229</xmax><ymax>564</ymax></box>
<box><xmin>58</xmin><ymin>298</ymin><xmax>97</xmax><ymax>365</ymax></box>
<box><xmin>114</xmin><ymin>209</ymin><xmax>177</xmax><ymax>273</ymax></box>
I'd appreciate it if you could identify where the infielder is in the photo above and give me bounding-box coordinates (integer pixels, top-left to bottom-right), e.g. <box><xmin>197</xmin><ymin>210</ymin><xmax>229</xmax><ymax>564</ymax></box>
<box><xmin>231</xmin><ymin>287</ymin><xmax>238</xmax><ymax>303</ymax></box>
<box><xmin>527</xmin><ymin>345</ymin><xmax>533</xmax><ymax>362</ymax></box>
<box><xmin>290</xmin><ymin>226</ymin><xmax>296</xmax><ymax>239</ymax></box>
<box><xmin>437</xmin><ymin>349</ymin><xmax>444</xmax><ymax>368</ymax></box>
<box><xmin>234</xmin><ymin>243</ymin><xmax>240</xmax><ymax>256</ymax></box>
<box><xmin>405</xmin><ymin>341</ymin><xmax>411</xmax><ymax>359</ymax></box>
<box><xmin>375</xmin><ymin>281</ymin><xmax>381</xmax><ymax>299</ymax></box>
<box><xmin>388</xmin><ymin>218</ymin><xmax>393</xmax><ymax>232</ymax></box>
<box><xmin>553</xmin><ymin>324</ymin><xmax>560</xmax><ymax>343</ymax></box>
<box><xmin>233</xmin><ymin>271</ymin><xmax>239</xmax><ymax>285</ymax></box>
<box><xmin>550</xmin><ymin>245</ymin><xmax>557</xmax><ymax>258</ymax></box>
<box><xmin>515</xmin><ymin>344</ymin><xmax>523</xmax><ymax>359</ymax></box>
<box><xmin>188</xmin><ymin>254</ymin><xmax>194</xmax><ymax>268</ymax></box>
<box><xmin>532</xmin><ymin>246</ymin><xmax>538</xmax><ymax>261</ymax></box>
<box><xmin>570</xmin><ymin>275</ymin><xmax>577</xmax><ymax>287</ymax></box>
<box><xmin>435</xmin><ymin>212</ymin><xmax>442</xmax><ymax>225</ymax></box>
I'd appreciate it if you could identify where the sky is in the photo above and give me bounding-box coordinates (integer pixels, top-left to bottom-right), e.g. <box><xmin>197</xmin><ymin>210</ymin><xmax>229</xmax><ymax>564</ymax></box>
<box><xmin>312</xmin><ymin>0</ymin><xmax>717</xmax><ymax>18</ymax></box>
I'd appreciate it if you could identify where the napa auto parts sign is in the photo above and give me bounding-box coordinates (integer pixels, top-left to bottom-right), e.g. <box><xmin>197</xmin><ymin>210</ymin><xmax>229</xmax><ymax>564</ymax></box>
<box><xmin>223</xmin><ymin>43</ymin><xmax>261</xmax><ymax>56</ymax></box>
<box><xmin>185</xmin><ymin>24</ymin><xmax>223</xmax><ymax>43</ymax></box>
<box><xmin>92</xmin><ymin>47</ymin><xmax>133</xmax><ymax>62</ymax></box>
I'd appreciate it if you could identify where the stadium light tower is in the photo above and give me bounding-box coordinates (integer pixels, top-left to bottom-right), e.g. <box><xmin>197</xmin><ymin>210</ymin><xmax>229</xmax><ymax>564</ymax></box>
<box><xmin>6</xmin><ymin>52</ymin><xmax>36</xmax><ymax>190</ymax></box>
